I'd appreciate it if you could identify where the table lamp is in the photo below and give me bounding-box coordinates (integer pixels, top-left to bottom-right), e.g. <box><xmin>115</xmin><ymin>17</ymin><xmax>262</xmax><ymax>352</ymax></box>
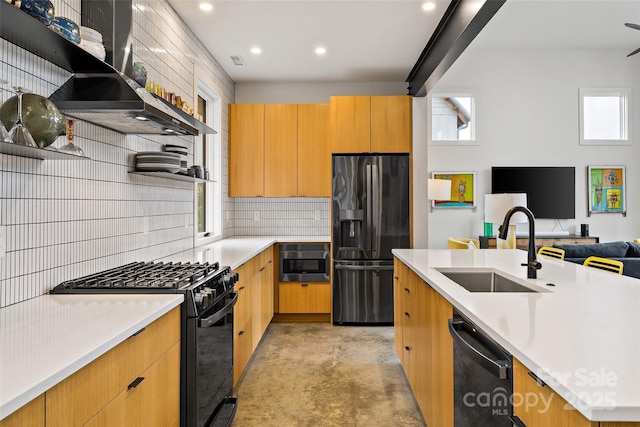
<box><xmin>484</xmin><ymin>193</ymin><xmax>527</xmax><ymax>249</ymax></box>
<box><xmin>428</xmin><ymin>179</ymin><xmax>452</xmax><ymax>210</ymax></box>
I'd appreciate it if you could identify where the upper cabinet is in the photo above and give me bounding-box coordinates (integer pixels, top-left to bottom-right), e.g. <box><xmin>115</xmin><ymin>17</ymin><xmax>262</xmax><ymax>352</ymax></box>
<box><xmin>298</xmin><ymin>104</ymin><xmax>330</xmax><ymax>197</ymax></box>
<box><xmin>229</xmin><ymin>104</ymin><xmax>265</xmax><ymax>197</ymax></box>
<box><xmin>330</xmin><ymin>95</ymin><xmax>412</xmax><ymax>154</ymax></box>
<box><xmin>229</xmin><ymin>103</ymin><xmax>331</xmax><ymax>198</ymax></box>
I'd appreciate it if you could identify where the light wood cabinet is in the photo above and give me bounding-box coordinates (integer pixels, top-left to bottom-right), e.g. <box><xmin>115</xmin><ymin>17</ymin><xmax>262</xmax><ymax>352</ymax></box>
<box><xmin>513</xmin><ymin>358</ymin><xmax>597</xmax><ymax>427</ymax></box>
<box><xmin>85</xmin><ymin>342</ymin><xmax>180</xmax><ymax>427</ymax></box>
<box><xmin>229</xmin><ymin>104</ymin><xmax>265</xmax><ymax>197</ymax></box>
<box><xmin>264</xmin><ymin>104</ymin><xmax>298</xmax><ymax>197</ymax></box>
<box><xmin>233</xmin><ymin>246</ymin><xmax>275</xmax><ymax>384</ymax></box>
<box><xmin>394</xmin><ymin>258</ymin><xmax>453</xmax><ymax>427</ymax></box>
<box><xmin>330</xmin><ymin>96</ymin><xmax>371</xmax><ymax>153</ymax></box>
<box><xmin>330</xmin><ymin>95</ymin><xmax>412</xmax><ymax>153</ymax></box>
<box><xmin>0</xmin><ymin>395</ymin><xmax>44</xmax><ymax>427</ymax></box>
<box><xmin>371</xmin><ymin>95</ymin><xmax>412</xmax><ymax>153</ymax></box>
<box><xmin>229</xmin><ymin>103</ymin><xmax>331</xmax><ymax>197</ymax></box>
<box><xmin>278</xmin><ymin>282</ymin><xmax>331</xmax><ymax>313</ymax></box>
<box><xmin>45</xmin><ymin>308</ymin><xmax>180</xmax><ymax>427</ymax></box>
<box><xmin>298</xmin><ymin>104</ymin><xmax>331</xmax><ymax>196</ymax></box>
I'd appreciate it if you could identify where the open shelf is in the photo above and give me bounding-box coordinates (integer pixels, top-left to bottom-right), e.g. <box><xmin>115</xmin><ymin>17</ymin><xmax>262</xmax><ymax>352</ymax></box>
<box><xmin>129</xmin><ymin>171</ymin><xmax>212</xmax><ymax>183</ymax></box>
<box><xmin>0</xmin><ymin>141</ymin><xmax>90</xmax><ymax>160</ymax></box>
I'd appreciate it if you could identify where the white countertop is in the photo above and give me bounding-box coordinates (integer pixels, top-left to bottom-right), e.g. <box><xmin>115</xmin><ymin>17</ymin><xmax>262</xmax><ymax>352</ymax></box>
<box><xmin>157</xmin><ymin>236</ymin><xmax>330</xmax><ymax>269</ymax></box>
<box><xmin>0</xmin><ymin>294</ymin><xmax>183</xmax><ymax>420</ymax></box>
<box><xmin>393</xmin><ymin>248</ymin><xmax>640</xmax><ymax>422</ymax></box>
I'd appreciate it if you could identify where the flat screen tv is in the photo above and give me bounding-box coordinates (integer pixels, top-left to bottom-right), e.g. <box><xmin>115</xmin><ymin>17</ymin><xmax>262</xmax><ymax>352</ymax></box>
<box><xmin>491</xmin><ymin>166</ymin><xmax>576</xmax><ymax>219</ymax></box>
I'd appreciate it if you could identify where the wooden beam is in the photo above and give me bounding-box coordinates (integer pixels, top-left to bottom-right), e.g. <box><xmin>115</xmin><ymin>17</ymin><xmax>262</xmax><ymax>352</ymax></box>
<box><xmin>406</xmin><ymin>0</ymin><xmax>506</xmax><ymax>97</ymax></box>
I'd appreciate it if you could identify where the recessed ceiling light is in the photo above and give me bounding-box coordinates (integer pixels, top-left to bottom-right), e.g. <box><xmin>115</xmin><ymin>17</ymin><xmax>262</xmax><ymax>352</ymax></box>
<box><xmin>422</xmin><ymin>2</ymin><xmax>436</xmax><ymax>11</ymax></box>
<box><xmin>250</xmin><ymin>47</ymin><xmax>262</xmax><ymax>54</ymax></box>
<box><xmin>199</xmin><ymin>3</ymin><xmax>213</xmax><ymax>12</ymax></box>
<box><xmin>315</xmin><ymin>47</ymin><xmax>326</xmax><ymax>55</ymax></box>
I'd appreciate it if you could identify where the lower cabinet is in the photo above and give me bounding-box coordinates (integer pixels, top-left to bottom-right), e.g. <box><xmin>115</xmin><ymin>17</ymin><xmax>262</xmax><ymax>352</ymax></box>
<box><xmin>233</xmin><ymin>246</ymin><xmax>275</xmax><ymax>385</ymax></box>
<box><xmin>0</xmin><ymin>395</ymin><xmax>44</xmax><ymax>427</ymax></box>
<box><xmin>394</xmin><ymin>257</ymin><xmax>454</xmax><ymax>427</ymax></box>
<box><xmin>45</xmin><ymin>307</ymin><xmax>180</xmax><ymax>427</ymax></box>
<box><xmin>278</xmin><ymin>282</ymin><xmax>331</xmax><ymax>313</ymax></box>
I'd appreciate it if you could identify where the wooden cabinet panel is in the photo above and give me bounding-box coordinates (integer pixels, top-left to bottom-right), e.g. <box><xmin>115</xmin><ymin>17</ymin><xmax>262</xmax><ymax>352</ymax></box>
<box><xmin>85</xmin><ymin>342</ymin><xmax>180</xmax><ymax>427</ymax></box>
<box><xmin>46</xmin><ymin>308</ymin><xmax>180</xmax><ymax>427</ymax></box>
<box><xmin>393</xmin><ymin>258</ymin><xmax>405</xmax><ymax>363</ymax></box>
<box><xmin>330</xmin><ymin>96</ymin><xmax>371</xmax><ymax>153</ymax></box>
<box><xmin>229</xmin><ymin>104</ymin><xmax>264</xmax><ymax>197</ymax></box>
<box><xmin>260</xmin><ymin>248</ymin><xmax>275</xmax><ymax>335</ymax></box>
<box><xmin>513</xmin><ymin>358</ymin><xmax>597</xmax><ymax>427</ymax></box>
<box><xmin>401</xmin><ymin>271</ymin><xmax>417</xmax><ymax>388</ymax></box>
<box><xmin>264</xmin><ymin>104</ymin><xmax>298</xmax><ymax>197</ymax></box>
<box><xmin>371</xmin><ymin>95</ymin><xmax>412</xmax><ymax>153</ymax></box>
<box><xmin>0</xmin><ymin>395</ymin><xmax>44</xmax><ymax>427</ymax></box>
<box><xmin>298</xmin><ymin>104</ymin><xmax>330</xmax><ymax>196</ymax></box>
<box><xmin>279</xmin><ymin>282</ymin><xmax>331</xmax><ymax>313</ymax></box>
<box><xmin>234</xmin><ymin>317</ymin><xmax>253</xmax><ymax>385</ymax></box>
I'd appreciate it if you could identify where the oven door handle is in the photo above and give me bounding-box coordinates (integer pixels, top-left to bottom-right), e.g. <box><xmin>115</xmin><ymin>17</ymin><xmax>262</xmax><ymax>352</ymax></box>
<box><xmin>199</xmin><ymin>292</ymin><xmax>238</xmax><ymax>328</ymax></box>
<box><xmin>334</xmin><ymin>264</ymin><xmax>394</xmax><ymax>271</ymax></box>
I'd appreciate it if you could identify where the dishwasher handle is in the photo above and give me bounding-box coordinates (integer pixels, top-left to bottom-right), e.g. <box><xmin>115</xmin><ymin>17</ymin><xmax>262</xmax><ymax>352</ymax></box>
<box><xmin>448</xmin><ymin>318</ymin><xmax>511</xmax><ymax>380</ymax></box>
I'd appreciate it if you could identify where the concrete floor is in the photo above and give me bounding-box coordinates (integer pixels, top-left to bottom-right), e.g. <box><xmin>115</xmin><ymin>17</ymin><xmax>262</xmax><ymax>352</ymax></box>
<box><xmin>232</xmin><ymin>323</ymin><xmax>426</xmax><ymax>427</ymax></box>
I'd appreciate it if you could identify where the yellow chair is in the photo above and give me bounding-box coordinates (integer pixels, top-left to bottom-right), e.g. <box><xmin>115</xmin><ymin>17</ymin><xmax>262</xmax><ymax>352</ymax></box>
<box><xmin>448</xmin><ymin>237</ymin><xmax>480</xmax><ymax>249</ymax></box>
<box><xmin>537</xmin><ymin>246</ymin><xmax>565</xmax><ymax>260</ymax></box>
<box><xmin>583</xmin><ymin>256</ymin><xmax>623</xmax><ymax>275</ymax></box>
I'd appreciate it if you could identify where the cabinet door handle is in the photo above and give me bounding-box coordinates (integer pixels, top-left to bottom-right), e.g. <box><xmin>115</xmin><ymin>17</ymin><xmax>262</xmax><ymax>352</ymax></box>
<box><xmin>528</xmin><ymin>371</ymin><xmax>547</xmax><ymax>387</ymax></box>
<box><xmin>129</xmin><ymin>327</ymin><xmax>145</xmax><ymax>338</ymax></box>
<box><xmin>404</xmin><ymin>346</ymin><xmax>411</xmax><ymax>351</ymax></box>
<box><xmin>394</xmin><ymin>276</ymin><xmax>399</xmax><ymax>280</ymax></box>
<box><xmin>128</xmin><ymin>377</ymin><xmax>145</xmax><ymax>390</ymax></box>
<box><xmin>301</xmin><ymin>283</ymin><xmax>309</xmax><ymax>287</ymax></box>
<box><xmin>259</xmin><ymin>267</ymin><xmax>265</xmax><ymax>272</ymax></box>
<box><xmin>404</xmin><ymin>287</ymin><xmax>410</xmax><ymax>293</ymax></box>
<box><xmin>404</xmin><ymin>312</ymin><xmax>410</xmax><ymax>318</ymax></box>
<box><xmin>239</xmin><ymin>286</ymin><xmax>245</xmax><ymax>291</ymax></box>
<box><xmin>239</xmin><ymin>330</ymin><xmax>245</xmax><ymax>336</ymax></box>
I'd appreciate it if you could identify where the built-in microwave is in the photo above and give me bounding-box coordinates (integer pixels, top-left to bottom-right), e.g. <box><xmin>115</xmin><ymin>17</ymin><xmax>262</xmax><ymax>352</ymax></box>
<box><xmin>279</xmin><ymin>243</ymin><xmax>330</xmax><ymax>282</ymax></box>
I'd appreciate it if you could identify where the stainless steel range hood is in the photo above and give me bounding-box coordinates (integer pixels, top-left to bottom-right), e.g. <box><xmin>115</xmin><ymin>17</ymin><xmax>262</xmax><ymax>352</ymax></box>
<box><xmin>49</xmin><ymin>73</ymin><xmax>215</xmax><ymax>136</ymax></box>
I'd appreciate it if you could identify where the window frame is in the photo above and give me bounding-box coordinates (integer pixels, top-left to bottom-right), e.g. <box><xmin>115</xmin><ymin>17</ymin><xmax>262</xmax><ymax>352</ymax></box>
<box><xmin>428</xmin><ymin>91</ymin><xmax>478</xmax><ymax>146</ymax></box>
<box><xmin>579</xmin><ymin>88</ymin><xmax>631</xmax><ymax>146</ymax></box>
<box><xmin>194</xmin><ymin>71</ymin><xmax>223</xmax><ymax>247</ymax></box>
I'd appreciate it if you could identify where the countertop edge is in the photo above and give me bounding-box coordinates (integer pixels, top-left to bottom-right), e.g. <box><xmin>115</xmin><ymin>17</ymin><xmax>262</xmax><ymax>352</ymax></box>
<box><xmin>0</xmin><ymin>295</ymin><xmax>183</xmax><ymax>421</ymax></box>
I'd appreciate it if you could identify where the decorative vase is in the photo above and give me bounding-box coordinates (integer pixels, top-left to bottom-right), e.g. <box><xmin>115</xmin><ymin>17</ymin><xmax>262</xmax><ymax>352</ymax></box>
<box><xmin>132</xmin><ymin>62</ymin><xmax>148</xmax><ymax>88</ymax></box>
<box><xmin>0</xmin><ymin>93</ymin><xmax>66</xmax><ymax>148</ymax></box>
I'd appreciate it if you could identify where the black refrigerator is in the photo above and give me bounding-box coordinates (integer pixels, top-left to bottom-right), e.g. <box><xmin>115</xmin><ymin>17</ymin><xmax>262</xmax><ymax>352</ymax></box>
<box><xmin>332</xmin><ymin>154</ymin><xmax>410</xmax><ymax>325</ymax></box>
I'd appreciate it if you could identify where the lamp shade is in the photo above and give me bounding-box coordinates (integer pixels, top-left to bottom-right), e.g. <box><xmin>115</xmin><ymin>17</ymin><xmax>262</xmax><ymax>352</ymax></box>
<box><xmin>428</xmin><ymin>179</ymin><xmax>452</xmax><ymax>201</ymax></box>
<box><xmin>484</xmin><ymin>193</ymin><xmax>528</xmax><ymax>224</ymax></box>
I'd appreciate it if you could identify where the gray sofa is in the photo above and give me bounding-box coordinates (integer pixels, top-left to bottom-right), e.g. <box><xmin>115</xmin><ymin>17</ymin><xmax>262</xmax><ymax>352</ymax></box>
<box><xmin>552</xmin><ymin>241</ymin><xmax>640</xmax><ymax>279</ymax></box>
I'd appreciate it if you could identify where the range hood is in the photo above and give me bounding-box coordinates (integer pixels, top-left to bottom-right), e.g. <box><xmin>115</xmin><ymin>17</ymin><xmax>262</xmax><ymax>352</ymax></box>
<box><xmin>49</xmin><ymin>72</ymin><xmax>216</xmax><ymax>136</ymax></box>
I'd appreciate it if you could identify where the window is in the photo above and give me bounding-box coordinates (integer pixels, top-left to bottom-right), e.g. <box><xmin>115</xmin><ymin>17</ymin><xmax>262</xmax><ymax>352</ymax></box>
<box><xmin>429</xmin><ymin>92</ymin><xmax>477</xmax><ymax>145</ymax></box>
<box><xmin>579</xmin><ymin>88</ymin><xmax>631</xmax><ymax>145</ymax></box>
<box><xmin>195</xmin><ymin>78</ymin><xmax>222</xmax><ymax>245</ymax></box>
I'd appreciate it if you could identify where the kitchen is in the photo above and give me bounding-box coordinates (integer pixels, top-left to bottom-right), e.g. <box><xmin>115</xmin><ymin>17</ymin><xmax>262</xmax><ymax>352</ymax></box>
<box><xmin>2</xmin><ymin>0</ymin><xmax>640</xmax><ymax>426</ymax></box>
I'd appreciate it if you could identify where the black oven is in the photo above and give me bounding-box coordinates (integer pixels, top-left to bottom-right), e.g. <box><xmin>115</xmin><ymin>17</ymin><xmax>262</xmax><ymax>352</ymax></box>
<box><xmin>279</xmin><ymin>243</ymin><xmax>330</xmax><ymax>282</ymax></box>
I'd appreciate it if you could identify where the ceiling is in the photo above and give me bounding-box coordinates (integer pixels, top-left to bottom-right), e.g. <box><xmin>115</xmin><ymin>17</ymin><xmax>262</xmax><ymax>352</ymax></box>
<box><xmin>166</xmin><ymin>0</ymin><xmax>640</xmax><ymax>84</ymax></box>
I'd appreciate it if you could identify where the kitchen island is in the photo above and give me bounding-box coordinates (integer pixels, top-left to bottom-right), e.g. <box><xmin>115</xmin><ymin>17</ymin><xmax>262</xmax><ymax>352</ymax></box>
<box><xmin>393</xmin><ymin>248</ymin><xmax>640</xmax><ymax>423</ymax></box>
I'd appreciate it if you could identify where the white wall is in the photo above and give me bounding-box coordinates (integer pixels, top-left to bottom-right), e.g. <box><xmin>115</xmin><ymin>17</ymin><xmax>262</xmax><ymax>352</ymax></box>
<box><xmin>235</xmin><ymin>81</ymin><xmax>408</xmax><ymax>104</ymax></box>
<box><xmin>424</xmin><ymin>48</ymin><xmax>640</xmax><ymax>248</ymax></box>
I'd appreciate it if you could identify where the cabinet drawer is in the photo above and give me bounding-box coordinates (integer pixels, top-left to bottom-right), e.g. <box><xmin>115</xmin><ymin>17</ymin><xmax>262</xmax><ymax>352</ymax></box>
<box><xmin>46</xmin><ymin>307</ymin><xmax>180</xmax><ymax>427</ymax></box>
<box><xmin>279</xmin><ymin>282</ymin><xmax>330</xmax><ymax>313</ymax></box>
<box><xmin>234</xmin><ymin>318</ymin><xmax>253</xmax><ymax>385</ymax></box>
<box><xmin>85</xmin><ymin>342</ymin><xmax>180</xmax><ymax>427</ymax></box>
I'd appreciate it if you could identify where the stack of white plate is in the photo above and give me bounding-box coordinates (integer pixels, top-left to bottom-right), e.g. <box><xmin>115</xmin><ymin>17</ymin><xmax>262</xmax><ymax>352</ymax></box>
<box><xmin>164</xmin><ymin>144</ymin><xmax>188</xmax><ymax>174</ymax></box>
<box><xmin>136</xmin><ymin>151</ymin><xmax>182</xmax><ymax>173</ymax></box>
<box><xmin>79</xmin><ymin>26</ymin><xmax>106</xmax><ymax>60</ymax></box>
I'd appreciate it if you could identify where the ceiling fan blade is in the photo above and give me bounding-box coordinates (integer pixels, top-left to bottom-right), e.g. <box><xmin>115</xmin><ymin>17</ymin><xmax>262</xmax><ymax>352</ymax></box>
<box><xmin>627</xmin><ymin>46</ymin><xmax>640</xmax><ymax>57</ymax></box>
<box><xmin>625</xmin><ymin>22</ymin><xmax>640</xmax><ymax>30</ymax></box>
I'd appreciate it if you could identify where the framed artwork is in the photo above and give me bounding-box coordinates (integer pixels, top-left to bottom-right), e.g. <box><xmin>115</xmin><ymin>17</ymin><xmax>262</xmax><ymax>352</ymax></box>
<box><xmin>587</xmin><ymin>166</ymin><xmax>626</xmax><ymax>216</ymax></box>
<box><xmin>431</xmin><ymin>171</ymin><xmax>477</xmax><ymax>209</ymax></box>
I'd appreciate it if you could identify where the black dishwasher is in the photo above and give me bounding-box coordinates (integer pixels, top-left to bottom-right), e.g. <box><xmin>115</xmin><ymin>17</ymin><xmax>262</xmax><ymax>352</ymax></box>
<box><xmin>448</xmin><ymin>309</ymin><xmax>516</xmax><ymax>426</ymax></box>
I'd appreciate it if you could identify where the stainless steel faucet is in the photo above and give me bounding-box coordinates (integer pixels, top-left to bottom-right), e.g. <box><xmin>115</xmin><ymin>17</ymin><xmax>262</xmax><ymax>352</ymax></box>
<box><xmin>498</xmin><ymin>206</ymin><xmax>542</xmax><ymax>279</ymax></box>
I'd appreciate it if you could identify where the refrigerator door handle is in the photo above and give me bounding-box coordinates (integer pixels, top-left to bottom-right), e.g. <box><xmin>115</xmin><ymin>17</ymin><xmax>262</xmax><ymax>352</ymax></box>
<box><xmin>365</xmin><ymin>163</ymin><xmax>372</xmax><ymax>255</ymax></box>
<box><xmin>334</xmin><ymin>264</ymin><xmax>394</xmax><ymax>271</ymax></box>
<box><xmin>371</xmin><ymin>163</ymin><xmax>379</xmax><ymax>258</ymax></box>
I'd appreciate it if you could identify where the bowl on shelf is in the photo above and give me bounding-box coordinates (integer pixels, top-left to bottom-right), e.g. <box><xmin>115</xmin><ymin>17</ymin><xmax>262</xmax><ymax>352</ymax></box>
<box><xmin>0</xmin><ymin>93</ymin><xmax>65</xmax><ymax>148</ymax></box>
<box><xmin>19</xmin><ymin>0</ymin><xmax>54</xmax><ymax>25</ymax></box>
<box><xmin>50</xmin><ymin>17</ymin><xmax>81</xmax><ymax>44</ymax></box>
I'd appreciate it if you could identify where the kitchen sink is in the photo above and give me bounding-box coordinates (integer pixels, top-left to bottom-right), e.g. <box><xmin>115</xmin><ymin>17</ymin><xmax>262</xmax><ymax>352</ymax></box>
<box><xmin>437</xmin><ymin>269</ymin><xmax>541</xmax><ymax>293</ymax></box>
